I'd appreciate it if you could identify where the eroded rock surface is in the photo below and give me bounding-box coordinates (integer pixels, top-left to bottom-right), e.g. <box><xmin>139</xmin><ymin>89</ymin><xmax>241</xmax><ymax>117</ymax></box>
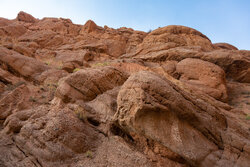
<box><xmin>56</xmin><ymin>66</ymin><xmax>128</xmax><ymax>102</ymax></box>
<box><xmin>0</xmin><ymin>12</ymin><xmax>249</xmax><ymax>167</ymax></box>
<box><xmin>115</xmin><ymin>71</ymin><xmax>250</xmax><ymax>167</ymax></box>
<box><xmin>176</xmin><ymin>58</ymin><xmax>228</xmax><ymax>102</ymax></box>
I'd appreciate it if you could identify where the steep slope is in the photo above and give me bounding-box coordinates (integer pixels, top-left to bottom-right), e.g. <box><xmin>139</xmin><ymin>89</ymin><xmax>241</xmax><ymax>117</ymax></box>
<box><xmin>0</xmin><ymin>11</ymin><xmax>249</xmax><ymax>167</ymax></box>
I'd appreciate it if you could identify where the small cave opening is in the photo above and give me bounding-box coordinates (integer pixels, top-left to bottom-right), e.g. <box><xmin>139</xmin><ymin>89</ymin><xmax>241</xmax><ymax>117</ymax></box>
<box><xmin>110</xmin><ymin>124</ymin><xmax>134</xmax><ymax>143</ymax></box>
<box><xmin>87</xmin><ymin>117</ymin><xmax>100</xmax><ymax>127</ymax></box>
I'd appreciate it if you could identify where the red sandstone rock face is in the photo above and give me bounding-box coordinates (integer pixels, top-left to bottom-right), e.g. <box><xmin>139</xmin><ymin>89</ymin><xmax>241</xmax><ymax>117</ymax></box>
<box><xmin>131</xmin><ymin>25</ymin><xmax>214</xmax><ymax>58</ymax></box>
<box><xmin>80</xmin><ymin>20</ymin><xmax>103</xmax><ymax>33</ymax></box>
<box><xmin>176</xmin><ymin>58</ymin><xmax>228</xmax><ymax>102</ymax></box>
<box><xmin>56</xmin><ymin>66</ymin><xmax>128</xmax><ymax>102</ymax></box>
<box><xmin>213</xmin><ymin>43</ymin><xmax>238</xmax><ymax>50</ymax></box>
<box><xmin>0</xmin><ymin>22</ymin><xmax>27</xmax><ymax>38</ymax></box>
<box><xmin>0</xmin><ymin>12</ymin><xmax>249</xmax><ymax>167</ymax></box>
<box><xmin>16</xmin><ymin>11</ymin><xmax>38</xmax><ymax>23</ymax></box>
<box><xmin>115</xmin><ymin>71</ymin><xmax>250</xmax><ymax>167</ymax></box>
<box><xmin>0</xmin><ymin>46</ymin><xmax>49</xmax><ymax>82</ymax></box>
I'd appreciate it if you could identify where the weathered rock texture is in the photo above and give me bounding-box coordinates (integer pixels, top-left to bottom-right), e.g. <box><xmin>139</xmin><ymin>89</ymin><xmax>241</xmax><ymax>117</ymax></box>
<box><xmin>0</xmin><ymin>11</ymin><xmax>249</xmax><ymax>167</ymax></box>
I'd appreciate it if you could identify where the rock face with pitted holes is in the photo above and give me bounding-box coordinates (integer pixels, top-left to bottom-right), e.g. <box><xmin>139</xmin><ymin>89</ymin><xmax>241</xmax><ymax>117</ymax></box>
<box><xmin>0</xmin><ymin>11</ymin><xmax>249</xmax><ymax>167</ymax></box>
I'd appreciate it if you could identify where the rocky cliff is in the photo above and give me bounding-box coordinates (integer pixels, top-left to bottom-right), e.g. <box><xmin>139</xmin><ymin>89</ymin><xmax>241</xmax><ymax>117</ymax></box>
<box><xmin>0</xmin><ymin>11</ymin><xmax>249</xmax><ymax>167</ymax></box>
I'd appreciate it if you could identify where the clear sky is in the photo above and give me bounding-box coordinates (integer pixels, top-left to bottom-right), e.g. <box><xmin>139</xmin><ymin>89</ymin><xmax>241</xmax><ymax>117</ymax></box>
<box><xmin>0</xmin><ymin>0</ymin><xmax>249</xmax><ymax>50</ymax></box>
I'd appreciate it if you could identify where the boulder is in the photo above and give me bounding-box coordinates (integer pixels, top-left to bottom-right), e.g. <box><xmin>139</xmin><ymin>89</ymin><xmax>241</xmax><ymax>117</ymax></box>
<box><xmin>0</xmin><ymin>105</ymin><xmax>154</xmax><ymax>167</ymax></box>
<box><xmin>0</xmin><ymin>46</ymin><xmax>49</xmax><ymax>82</ymax></box>
<box><xmin>56</xmin><ymin>66</ymin><xmax>128</xmax><ymax>102</ymax></box>
<box><xmin>176</xmin><ymin>58</ymin><xmax>228</xmax><ymax>102</ymax></box>
<box><xmin>1</xmin><ymin>106</ymin><xmax>102</xmax><ymax>166</ymax></box>
<box><xmin>80</xmin><ymin>20</ymin><xmax>103</xmax><ymax>33</ymax></box>
<box><xmin>115</xmin><ymin>71</ymin><xmax>219</xmax><ymax>166</ymax></box>
<box><xmin>16</xmin><ymin>11</ymin><xmax>37</xmax><ymax>23</ymax></box>
<box><xmin>134</xmin><ymin>46</ymin><xmax>250</xmax><ymax>83</ymax></box>
<box><xmin>213</xmin><ymin>43</ymin><xmax>238</xmax><ymax>50</ymax></box>
<box><xmin>115</xmin><ymin>71</ymin><xmax>250</xmax><ymax>166</ymax></box>
<box><xmin>132</xmin><ymin>25</ymin><xmax>214</xmax><ymax>58</ymax></box>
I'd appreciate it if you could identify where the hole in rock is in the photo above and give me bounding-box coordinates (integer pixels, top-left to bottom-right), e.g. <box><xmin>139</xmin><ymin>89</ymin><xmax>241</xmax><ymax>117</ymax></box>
<box><xmin>87</xmin><ymin>117</ymin><xmax>100</xmax><ymax>126</ymax></box>
<box><xmin>110</xmin><ymin>124</ymin><xmax>134</xmax><ymax>142</ymax></box>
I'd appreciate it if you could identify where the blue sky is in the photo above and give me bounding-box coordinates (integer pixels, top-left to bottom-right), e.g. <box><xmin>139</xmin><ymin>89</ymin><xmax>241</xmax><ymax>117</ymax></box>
<box><xmin>0</xmin><ymin>0</ymin><xmax>249</xmax><ymax>50</ymax></box>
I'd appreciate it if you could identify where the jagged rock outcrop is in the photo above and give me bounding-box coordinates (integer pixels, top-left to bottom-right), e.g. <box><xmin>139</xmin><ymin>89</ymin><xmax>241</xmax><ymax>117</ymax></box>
<box><xmin>132</xmin><ymin>46</ymin><xmax>250</xmax><ymax>83</ymax></box>
<box><xmin>16</xmin><ymin>11</ymin><xmax>38</xmax><ymax>23</ymax></box>
<box><xmin>130</xmin><ymin>25</ymin><xmax>214</xmax><ymax>58</ymax></box>
<box><xmin>0</xmin><ymin>12</ymin><xmax>249</xmax><ymax>167</ymax></box>
<box><xmin>80</xmin><ymin>20</ymin><xmax>102</xmax><ymax>33</ymax></box>
<box><xmin>0</xmin><ymin>46</ymin><xmax>49</xmax><ymax>82</ymax></box>
<box><xmin>115</xmin><ymin>71</ymin><xmax>250</xmax><ymax>167</ymax></box>
<box><xmin>56</xmin><ymin>66</ymin><xmax>128</xmax><ymax>102</ymax></box>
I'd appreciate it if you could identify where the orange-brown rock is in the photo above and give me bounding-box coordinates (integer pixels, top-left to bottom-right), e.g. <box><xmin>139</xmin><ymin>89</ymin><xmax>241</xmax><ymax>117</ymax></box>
<box><xmin>80</xmin><ymin>20</ymin><xmax>103</xmax><ymax>33</ymax></box>
<box><xmin>115</xmin><ymin>71</ymin><xmax>250</xmax><ymax>166</ymax></box>
<box><xmin>131</xmin><ymin>25</ymin><xmax>214</xmax><ymax>58</ymax></box>
<box><xmin>0</xmin><ymin>11</ymin><xmax>249</xmax><ymax>167</ymax></box>
<box><xmin>29</xmin><ymin>17</ymin><xmax>81</xmax><ymax>35</ymax></box>
<box><xmin>0</xmin><ymin>46</ymin><xmax>49</xmax><ymax>82</ymax></box>
<box><xmin>17</xmin><ymin>30</ymin><xmax>59</xmax><ymax>48</ymax></box>
<box><xmin>111</xmin><ymin>62</ymin><xmax>148</xmax><ymax>74</ymax></box>
<box><xmin>134</xmin><ymin>46</ymin><xmax>250</xmax><ymax>83</ymax></box>
<box><xmin>0</xmin><ymin>68</ymin><xmax>23</xmax><ymax>85</ymax></box>
<box><xmin>0</xmin><ymin>23</ymin><xmax>27</xmax><ymax>38</ymax></box>
<box><xmin>0</xmin><ymin>84</ymin><xmax>30</xmax><ymax>120</ymax></box>
<box><xmin>176</xmin><ymin>58</ymin><xmax>228</xmax><ymax>102</ymax></box>
<box><xmin>56</xmin><ymin>66</ymin><xmax>128</xmax><ymax>102</ymax></box>
<box><xmin>0</xmin><ymin>17</ymin><xmax>12</xmax><ymax>27</ymax></box>
<box><xmin>16</xmin><ymin>11</ymin><xmax>37</xmax><ymax>23</ymax></box>
<box><xmin>1</xmin><ymin>105</ymin><xmax>154</xmax><ymax>167</ymax></box>
<box><xmin>12</xmin><ymin>43</ymin><xmax>35</xmax><ymax>57</ymax></box>
<box><xmin>213</xmin><ymin>43</ymin><xmax>238</xmax><ymax>50</ymax></box>
<box><xmin>227</xmin><ymin>81</ymin><xmax>250</xmax><ymax>113</ymax></box>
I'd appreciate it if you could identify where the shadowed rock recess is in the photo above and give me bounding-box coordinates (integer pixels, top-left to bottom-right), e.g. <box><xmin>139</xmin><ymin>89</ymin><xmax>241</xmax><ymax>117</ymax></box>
<box><xmin>0</xmin><ymin>11</ymin><xmax>249</xmax><ymax>167</ymax></box>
